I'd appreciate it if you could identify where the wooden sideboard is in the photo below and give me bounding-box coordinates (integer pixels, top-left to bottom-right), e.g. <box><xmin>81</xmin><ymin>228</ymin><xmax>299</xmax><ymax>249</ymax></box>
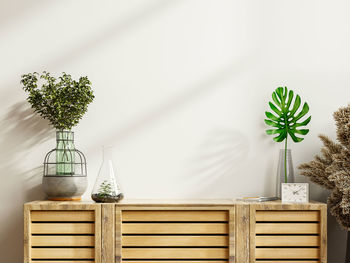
<box><xmin>24</xmin><ymin>199</ymin><xmax>327</xmax><ymax>263</ymax></box>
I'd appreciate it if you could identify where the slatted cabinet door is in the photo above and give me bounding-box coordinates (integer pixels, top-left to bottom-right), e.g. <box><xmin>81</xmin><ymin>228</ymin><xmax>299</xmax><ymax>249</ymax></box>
<box><xmin>120</xmin><ymin>209</ymin><xmax>232</xmax><ymax>263</ymax></box>
<box><xmin>250</xmin><ymin>203</ymin><xmax>327</xmax><ymax>263</ymax></box>
<box><xmin>24</xmin><ymin>202</ymin><xmax>101</xmax><ymax>263</ymax></box>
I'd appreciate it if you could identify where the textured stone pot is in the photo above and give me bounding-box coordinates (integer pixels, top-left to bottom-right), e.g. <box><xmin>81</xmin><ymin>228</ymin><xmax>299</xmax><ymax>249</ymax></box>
<box><xmin>42</xmin><ymin>176</ymin><xmax>88</xmax><ymax>201</ymax></box>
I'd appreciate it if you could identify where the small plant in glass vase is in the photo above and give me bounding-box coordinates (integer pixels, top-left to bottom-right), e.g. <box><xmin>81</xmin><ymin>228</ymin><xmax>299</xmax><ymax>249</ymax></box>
<box><xmin>91</xmin><ymin>146</ymin><xmax>123</xmax><ymax>203</ymax></box>
<box><xmin>92</xmin><ymin>180</ymin><xmax>119</xmax><ymax>203</ymax></box>
<box><xmin>264</xmin><ymin>87</ymin><xmax>311</xmax><ymax>200</ymax></box>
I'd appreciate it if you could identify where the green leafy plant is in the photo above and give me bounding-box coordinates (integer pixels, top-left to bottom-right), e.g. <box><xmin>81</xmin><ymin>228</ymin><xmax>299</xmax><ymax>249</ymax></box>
<box><xmin>21</xmin><ymin>71</ymin><xmax>94</xmax><ymax>130</ymax></box>
<box><xmin>265</xmin><ymin>87</ymin><xmax>311</xmax><ymax>182</ymax></box>
<box><xmin>97</xmin><ymin>180</ymin><xmax>114</xmax><ymax>198</ymax></box>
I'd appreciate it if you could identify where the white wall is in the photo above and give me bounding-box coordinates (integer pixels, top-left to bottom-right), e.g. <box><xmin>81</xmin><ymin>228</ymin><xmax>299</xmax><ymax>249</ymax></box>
<box><xmin>0</xmin><ymin>0</ymin><xmax>349</xmax><ymax>262</ymax></box>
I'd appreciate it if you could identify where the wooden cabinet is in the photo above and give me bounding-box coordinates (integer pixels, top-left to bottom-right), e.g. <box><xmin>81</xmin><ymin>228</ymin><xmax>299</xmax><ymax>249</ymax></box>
<box><xmin>24</xmin><ymin>200</ymin><xmax>327</xmax><ymax>263</ymax></box>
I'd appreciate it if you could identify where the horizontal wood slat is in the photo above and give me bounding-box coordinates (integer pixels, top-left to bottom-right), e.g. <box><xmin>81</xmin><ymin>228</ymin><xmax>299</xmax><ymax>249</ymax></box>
<box><xmin>31</xmin><ymin>248</ymin><xmax>94</xmax><ymax>259</ymax></box>
<box><xmin>31</xmin><ymin>235</ymin><xmax>95</xmax><ymax>247</ymax></box>
<box><xmin>122</xmin><ymin>248</ymin><xmax>228</xmax><ymax>259</ymax></box>
<box><xmin>31</xmin><ymin>261</ymin><xmax>94</xmax><ymax>263</ymax></box>
<box><xmin>31</xmin><ymin>211</ymin><xmax>95</xmax><ymax>222</ymax></box>
<box><xmin>31</xmin><ymin>223</ymin><xmax>95</xmax><ymax>234</ymax></box>
<box><xmin>122</xmin><ymin>235</ymin><xmax>228</xmax><ymax>246</ymax></box>
<box><xmin>122</xmin><ymin>223</ymin><xmax>228</xmax><ymax>234</ymax></box>
<box><xmin>121</xmin><ymin>261</ymin><xmax>228</xmax><ymax>263</ymax></box>
<box><xmin>255</xmin><ymin>248</ymin><xmax>319</xmax><ymax>259</ymax></box>
<box><xmin>255</xmin><ymin>223</ymin><xmax>319</xmax><ymax>234</ymax></box>
<box><xmin>256</xmin><ymin>211</ymin><xmax>319</xmax><ymax>222</ymax></box>
<box><xmin>122</xmin><ymin>210</ymin><xmax>228</xmax><ymax>221</ymax></box>
<box><xmin>256</xmin><ymin>235</ymin><xmax>319</xmax><ymax>247</ymax></box>
<box><xmin>256</xmin><ymin>261</ymin><xmax>319</xmax><ymax>263</ymax></box>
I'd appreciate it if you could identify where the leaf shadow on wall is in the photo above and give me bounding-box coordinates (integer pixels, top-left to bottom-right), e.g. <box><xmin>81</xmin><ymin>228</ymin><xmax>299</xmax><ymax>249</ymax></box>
<box><xmin>181</xmin><ymin>129</ymin><xmax>250</xmax><ymax>198</ymax></box>
<box><xmin>87</xmin><ymin>57</ymin><xmax>255</xmax><ymax>198</ymax></box>
<box><xmin>0</xmin><ymin>101</ymin><xmax>52</xmax><ymax>262</ymax></box>
<box><xmin>0</xmin><ymin>0</ymin><xmax>181</xmax><ymax>104</ymax></box>
<box><xmin>90</xmin><ymin>56</ymin><xmax>253</xmax><ymax>151</ymax></box>
<box><xmin>0</xmin><ymin>0</ymin><xmax>50</xmax><ymax>31</ymax></box>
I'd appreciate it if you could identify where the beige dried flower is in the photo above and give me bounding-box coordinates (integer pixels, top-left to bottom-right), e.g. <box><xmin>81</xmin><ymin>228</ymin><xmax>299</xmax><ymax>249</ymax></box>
<box><xmin>299</xmin><ymin>105</ymin><xmax>350</xmax><ymax>230</ymax></box>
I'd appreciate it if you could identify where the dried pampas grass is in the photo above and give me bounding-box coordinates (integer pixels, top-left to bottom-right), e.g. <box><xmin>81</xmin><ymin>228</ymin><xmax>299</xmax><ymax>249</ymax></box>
<box><xmin>299</xmin><ymin>105</ymin><xmax>350</xmax><ymax>229</ymax></box>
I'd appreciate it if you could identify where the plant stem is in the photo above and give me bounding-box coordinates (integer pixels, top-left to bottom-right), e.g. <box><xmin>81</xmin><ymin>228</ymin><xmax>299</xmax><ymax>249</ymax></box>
<box><xmin>284</xmin><ymin>136</ymin><xmax>288</xmax><ymax>183</ymax></box>
<box><xmin>346</xmin><ymin>231</ymin><xmax>350</xmax><ymax>263</ymax></box>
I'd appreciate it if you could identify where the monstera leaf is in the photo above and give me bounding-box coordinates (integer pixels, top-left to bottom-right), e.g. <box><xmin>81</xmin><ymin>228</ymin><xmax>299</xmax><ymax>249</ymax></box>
<box><xmin>265</xmin><ymin>87</ymin><xmax>311</xmax><ymax>143</ymax></box>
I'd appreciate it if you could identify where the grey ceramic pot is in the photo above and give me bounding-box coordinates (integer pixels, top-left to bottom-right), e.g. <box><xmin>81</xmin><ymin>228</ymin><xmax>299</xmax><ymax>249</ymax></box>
<box><xmin>42</xmin><ymin>176</ymin><xmax>88</xmax><ymax>201</ymax></box>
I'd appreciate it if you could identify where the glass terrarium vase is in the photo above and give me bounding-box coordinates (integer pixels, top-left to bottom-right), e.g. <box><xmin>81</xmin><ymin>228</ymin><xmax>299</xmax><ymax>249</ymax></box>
<box><xmin>91</xmin><ymin>146</ymin><xmax>123</xmax><ymax>203</ymax></box>
<box><xmin>276</xmin><ymin>149</ymin><xmax>295</xmax><ymax>197</ymax></box>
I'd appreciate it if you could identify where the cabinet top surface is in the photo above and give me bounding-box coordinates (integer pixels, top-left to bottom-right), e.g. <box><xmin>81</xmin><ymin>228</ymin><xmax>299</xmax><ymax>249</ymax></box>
<box><xmin>25</xmin><ymin>199</ymin><xmax>326</xmax><ymax>207</ymax></box>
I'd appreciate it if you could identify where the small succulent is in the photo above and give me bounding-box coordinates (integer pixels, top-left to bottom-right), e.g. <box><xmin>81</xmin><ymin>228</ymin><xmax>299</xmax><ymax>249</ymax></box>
<box><xmin>97</xmin><ymin>180</ymin><xmax>115</xmax><ymax>198</ymax></box>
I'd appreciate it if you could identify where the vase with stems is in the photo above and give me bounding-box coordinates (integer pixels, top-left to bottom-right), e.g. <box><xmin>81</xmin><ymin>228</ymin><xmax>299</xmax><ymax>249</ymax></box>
<box><xmin>21</xmin><ymin>71</ymin><xmax>94</xmax><ymax>200</ymax></box>
<box><xmin>264</xmin><ymin>87</ymin><xmax>311</xmax><ymax>197</ymax></box>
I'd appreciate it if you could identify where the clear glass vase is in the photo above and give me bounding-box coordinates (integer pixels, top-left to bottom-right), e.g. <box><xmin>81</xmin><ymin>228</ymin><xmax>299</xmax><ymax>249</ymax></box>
<box><xmin>91</xmin><ymin>146</ymin><xmax>123</xmax><ymax>203</ymax></box>
<box><xmin>56</xmin><ymin>130</ymin><xmax>75</xmax><ymax>175</ymax></box>
<box><xmin>276</xmin><ymin>149</ymin><xmax>295</xmax><ymax>197</ymax></box>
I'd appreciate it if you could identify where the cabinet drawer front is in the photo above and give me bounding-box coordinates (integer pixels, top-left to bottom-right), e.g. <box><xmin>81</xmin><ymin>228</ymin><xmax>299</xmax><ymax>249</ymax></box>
<box><xmin>254</xmin><ymin>210</ymin><xmax>321</xmax><ymax>262</ymax></box>
<box><xmin>121</xmin><ymin>210</ymin><xmax>229</xmax><ymax>260</ymax></box>
<box><xmin>30</xmin><ymin>210</ymin><xmax>96</xmax><ymax>262</ymax></box>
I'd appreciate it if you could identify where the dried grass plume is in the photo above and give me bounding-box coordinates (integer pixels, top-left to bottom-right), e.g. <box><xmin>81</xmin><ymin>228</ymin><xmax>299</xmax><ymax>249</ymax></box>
<box><xmin>299</xmin><ymin>105</ymin><xmax>350</xmax><ymax>229</ymax></box>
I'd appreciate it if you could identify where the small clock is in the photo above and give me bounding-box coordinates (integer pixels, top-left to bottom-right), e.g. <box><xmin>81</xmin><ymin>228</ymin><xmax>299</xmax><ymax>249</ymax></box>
<box><xmin>281</xmin><ymin>183</ymin><xmax>309</xmax><ymax>203</ymax></box>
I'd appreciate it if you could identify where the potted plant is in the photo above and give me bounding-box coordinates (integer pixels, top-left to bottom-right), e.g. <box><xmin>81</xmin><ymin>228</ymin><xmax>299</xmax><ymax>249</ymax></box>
<box><xmin>265</xmin><ymin>87</ymin><xmax>311</xmax><ymax>197</ymax></box>
<box><xmin>299</xmin><ymin>104</ymin><xmax>350</xmax><ymax>261</ymax></box>
<box><xmin>21</xmin><ymin>71</ymin><xmax>94</xmax><ymax>200</ymax></box>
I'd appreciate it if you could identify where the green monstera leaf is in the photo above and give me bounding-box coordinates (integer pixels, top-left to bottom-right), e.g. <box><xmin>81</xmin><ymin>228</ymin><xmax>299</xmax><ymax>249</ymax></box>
<box><xmin>265</xmin><ymin>87</ymin><xmax>311</xmax><ymax>143</ymax></box>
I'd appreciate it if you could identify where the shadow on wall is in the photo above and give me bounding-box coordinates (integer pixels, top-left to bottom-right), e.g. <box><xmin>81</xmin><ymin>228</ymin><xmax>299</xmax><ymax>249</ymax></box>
<box><xmin>14</xmin><ymin>0</ymin><xmax>181</xmax><ymax>79</ymax></box>
<box><xmin>0</xmin><ymin>0</ymin><xmax>182</xmax><ymax>105</ymax></box>
<box><xmin>182</xmin><ymin>129</ymin><xmax>249</xmax><ymax>198</ymax></box>
<box><xmin>0</xmin><ymin>0</ymin><xmax>51</xmax><ymax>31</ymax></box>
<box><xmin>0</xmin><ymin>101</ymin><xmax>52</xmax><ymax>263</ymax></box>
<box><xmin>91</xmin><ymin>56</ymin><xmax>253</xmax><ymax>151</ymax></box>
